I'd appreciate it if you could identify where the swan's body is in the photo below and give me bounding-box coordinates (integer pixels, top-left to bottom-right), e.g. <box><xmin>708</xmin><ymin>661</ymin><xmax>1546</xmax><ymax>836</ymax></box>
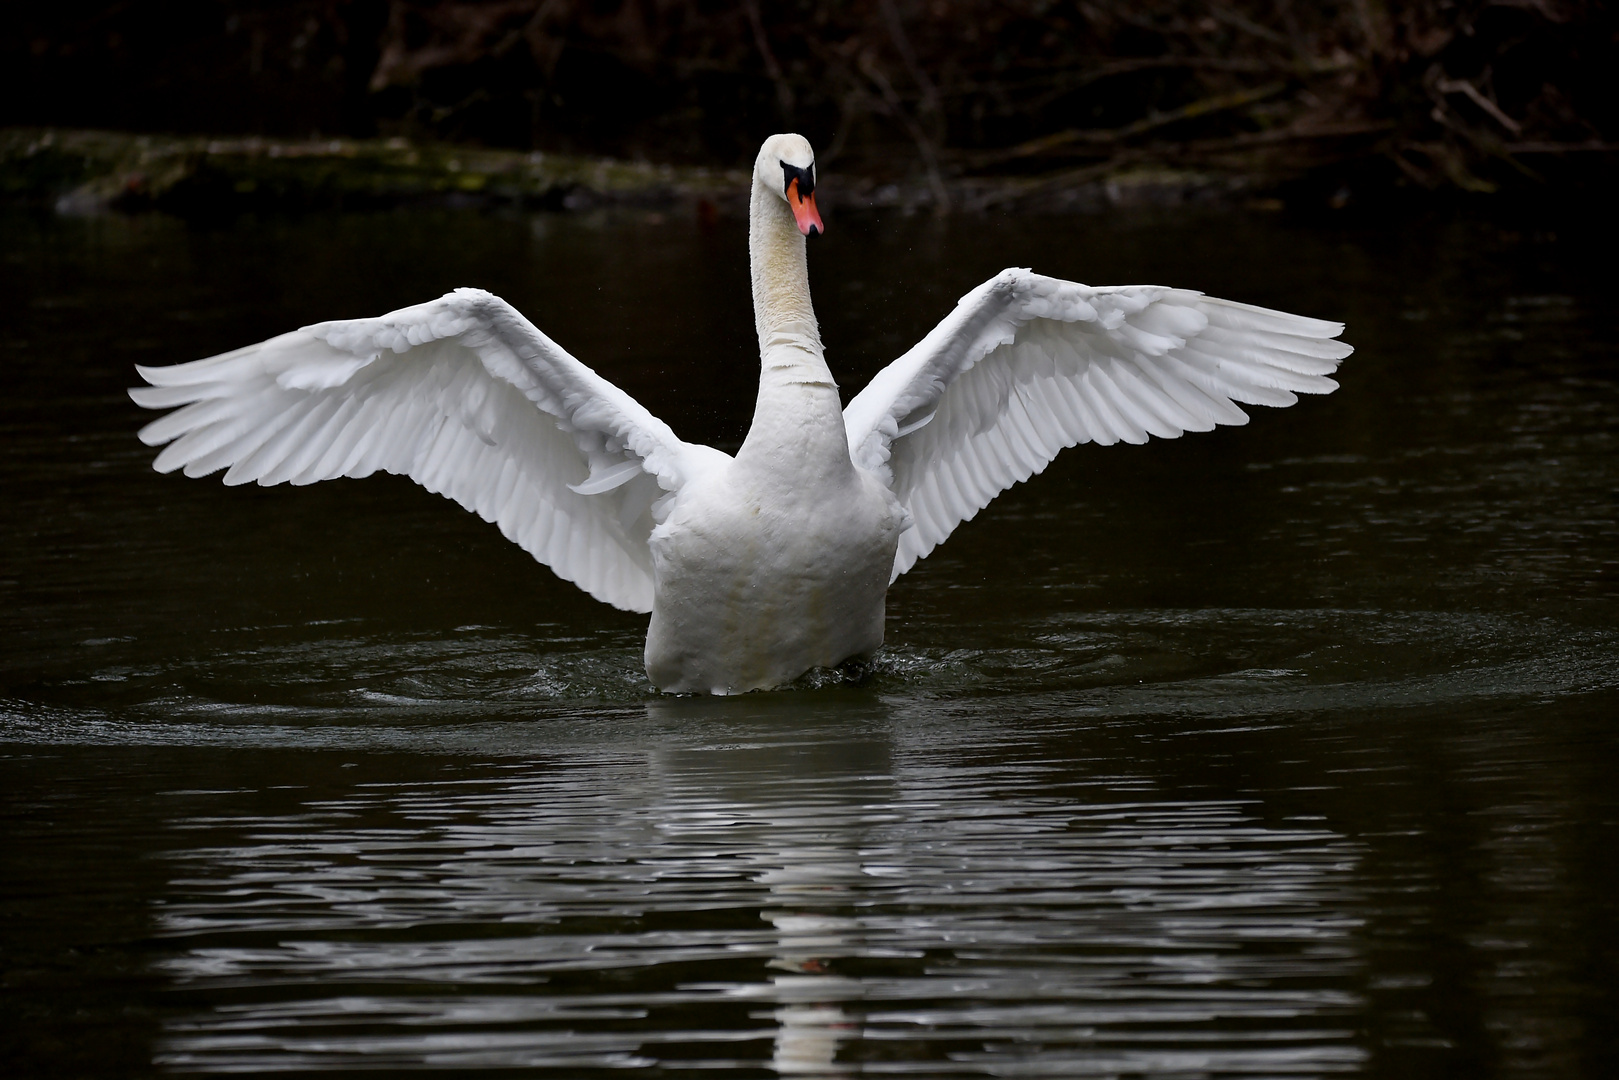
<box><xmin>132</xmin><ymin>134</ymin><xmax>1351</xmax><ymax>694</ymax></box>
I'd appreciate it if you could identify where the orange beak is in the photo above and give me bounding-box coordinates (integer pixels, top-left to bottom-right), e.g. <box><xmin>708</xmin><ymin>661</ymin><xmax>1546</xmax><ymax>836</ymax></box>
<box><xmin>787</xmin><ymin>177</ymin><xmax>823</xmax><ymax>236</ymax></box>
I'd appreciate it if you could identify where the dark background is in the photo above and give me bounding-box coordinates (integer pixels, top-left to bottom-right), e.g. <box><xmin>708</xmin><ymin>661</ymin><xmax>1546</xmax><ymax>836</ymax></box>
<box><xmin>5</xmin><ymin>1</ymin><xmax>1616</xmax><ymax>199</ymax></box>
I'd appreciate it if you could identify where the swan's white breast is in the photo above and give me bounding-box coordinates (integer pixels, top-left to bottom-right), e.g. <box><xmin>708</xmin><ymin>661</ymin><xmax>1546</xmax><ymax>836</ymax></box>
<box><xmin>644</xmin><ymin>462</ymin><xmax>901</xmax><ymax>694</ymax></box>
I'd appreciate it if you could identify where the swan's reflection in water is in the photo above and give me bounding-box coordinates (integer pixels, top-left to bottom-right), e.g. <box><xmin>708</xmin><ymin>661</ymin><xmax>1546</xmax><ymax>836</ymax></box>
<box><xmin>647</xmin><ymin>696</ymin><xmax>882</xmax><ymax>1076</ymax></box>
<box><xmin>153</xmin><ymin>697</ymin><xmax>1368</xmax><ymax>1074</ymax></box>
<box><xmin>755</xmin><ymin>784</ymin><xmax>868</xmax><ymax>1076</ymax></box>
<box><xmin>763</xmin><ymin>913</ymin><xmax>861</xmax><ymax>1074</ymax></box>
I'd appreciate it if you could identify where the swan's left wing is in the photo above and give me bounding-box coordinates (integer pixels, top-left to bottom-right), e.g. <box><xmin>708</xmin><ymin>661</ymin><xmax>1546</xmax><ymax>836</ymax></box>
<box><xmin>843</xmin><ymin>269</ymin><xmax>1351</xmax><ymax>579</ymax></box>
<box><xmin>131</xmin><ymin>288</ymin><xmax>728</xmax><ymax>613</ymax></box>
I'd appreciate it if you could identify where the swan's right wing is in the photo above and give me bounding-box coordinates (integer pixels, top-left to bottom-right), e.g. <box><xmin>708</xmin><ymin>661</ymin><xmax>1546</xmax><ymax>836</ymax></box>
<box><xmin>131</xmin><ymin>288</ymin><xmax>728</xmax><ymax>613</ymax></box>
<box><xmin>844</xmin><ymin>269</ymin><xmax>1351</xmax><ymax>578</ymax></box>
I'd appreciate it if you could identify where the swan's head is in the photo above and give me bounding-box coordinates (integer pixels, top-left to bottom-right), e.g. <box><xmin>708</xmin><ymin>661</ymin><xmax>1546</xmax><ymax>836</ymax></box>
<box><xmin>754</xmin><ymin>134</ymin><xmax>823</xmax><ymax>237</ymax></box>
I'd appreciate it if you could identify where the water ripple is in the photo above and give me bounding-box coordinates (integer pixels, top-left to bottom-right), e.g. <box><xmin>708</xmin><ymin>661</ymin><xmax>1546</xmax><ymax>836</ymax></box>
<box><xmin>151</xmin><ymin>755</ymin><xmax>1368</xmax><ymax>1074</ymax></box>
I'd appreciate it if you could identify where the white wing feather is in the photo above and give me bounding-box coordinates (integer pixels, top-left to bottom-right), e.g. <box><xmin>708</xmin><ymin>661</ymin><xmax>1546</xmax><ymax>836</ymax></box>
<box><xmin>843</xmin><ymin>269</ymin><xmax>1351</xmax><ymax>579</ymax></box>
<box><xmin>131</xmin><ymin>288</ymin><xmax>728</xmax><ymax>613</ymax></box>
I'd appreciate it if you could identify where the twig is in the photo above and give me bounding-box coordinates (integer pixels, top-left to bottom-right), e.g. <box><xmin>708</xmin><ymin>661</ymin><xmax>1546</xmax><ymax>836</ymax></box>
<box><xmin>858</xmin><ymin>50</ymin><xmax>951</xmax><ymax>212</ymax></box>
<box><xmin>1167</xmin><ymin>120</ymin><xmax>1394</xmax><ymax>154</ymax></box>
<box><xmin>879</xmin><ymin>0</ymin><xmax>940</xmax><ymax>127</ymax></box>
<box><xmin>1209</xmin><ymin>4</ymin><xmax>1291</xmax><ymax>46</ymax></box>
<box><xmin>1436</xmin><ymin>77</ymin><xmax>1522</xmax><ymax>135</ymax></box>
<box><xmin>744</xmin><ymin>0</ymin><xmax>794</xmax><ymax>121</ymax></box>
<box><xmin>963</xmin><ymin>155</ymin><xmax>1141</xmax><ymax>212</ymax></box>
<box><xmin>969</xmin><ymin>81</ymin><xmax>1289</xmax><ymax>167</ymax></box>
<box><xmin>1503</xmin><ymin>141</ymin><xmax>1618</xmax><ymax>153</ymax></box>
<box><xmin>1428</xmin><ymin>97</ymin><xmax>1542</xmax><ymax>181</ymax></box>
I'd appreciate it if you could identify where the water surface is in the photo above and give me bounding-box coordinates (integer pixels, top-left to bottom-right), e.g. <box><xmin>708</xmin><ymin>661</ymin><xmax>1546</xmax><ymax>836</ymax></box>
<box><xmin>2</xmin><ymin>203</ymin><xmax>1616</xmax><ymax>1076</ymax></box>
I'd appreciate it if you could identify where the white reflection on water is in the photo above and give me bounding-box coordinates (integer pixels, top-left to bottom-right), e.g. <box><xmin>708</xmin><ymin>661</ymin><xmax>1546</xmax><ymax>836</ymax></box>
<box><xmin>153</xmin><ymin>704</ymin><xmax>1368</xmax><ymax>1074</ymax></box>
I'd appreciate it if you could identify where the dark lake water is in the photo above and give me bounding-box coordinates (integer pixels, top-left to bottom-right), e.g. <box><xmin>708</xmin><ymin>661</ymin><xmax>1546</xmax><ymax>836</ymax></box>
<box><xmin>2</xmin><ymin>200</ymin><xmax>1616</xmax><ymax>1077</ymax></box>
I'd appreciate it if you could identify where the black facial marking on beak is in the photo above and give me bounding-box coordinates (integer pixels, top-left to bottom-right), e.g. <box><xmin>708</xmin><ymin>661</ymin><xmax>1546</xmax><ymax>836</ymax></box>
<box><xmin>781</xmin><ymin>160</ymin><xmax>816</xmax><ymax>199</ymax></box>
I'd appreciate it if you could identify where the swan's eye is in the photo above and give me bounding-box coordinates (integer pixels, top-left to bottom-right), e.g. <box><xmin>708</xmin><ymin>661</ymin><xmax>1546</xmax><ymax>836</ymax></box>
<box><xmin>780</xmin><ymin>161</ymin><xmax>816</xmax><ymax>199</ymax></box>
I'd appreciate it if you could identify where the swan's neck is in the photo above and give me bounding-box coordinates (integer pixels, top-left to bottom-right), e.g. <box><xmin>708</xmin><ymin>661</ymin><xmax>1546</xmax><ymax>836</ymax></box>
<box><xmin>739</xmin><ymin>183</ymin><xmax>848</xmax><ymax>476</ymax></box>
<box><xmin>748</xmin><ymin>183</ymin><xmax>823</xmax><ymax>366</ymax></box>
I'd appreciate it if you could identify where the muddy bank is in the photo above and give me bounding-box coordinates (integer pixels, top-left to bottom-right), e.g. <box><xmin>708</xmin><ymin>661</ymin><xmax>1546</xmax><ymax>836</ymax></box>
<box><xmin>2</xmin><ymin>128</ymin><xmax>748</xmax><ymax>217</ymax></box>
<box><xmin>4</xmin><ymin>126</ymin><xmax>1323</xmax><ymax>218</ymax></box>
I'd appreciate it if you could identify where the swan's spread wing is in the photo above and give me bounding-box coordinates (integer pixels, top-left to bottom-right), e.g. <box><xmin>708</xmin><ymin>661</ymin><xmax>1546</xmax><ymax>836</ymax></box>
<box><xmin>131</xmin><ymin>288</ymin><xmax>727</xmax><ymax>613</ymax></box>
<box><xmin>843</xmin><ymin>269</ymin><xmax>1351</xmax><ymax>579</ymax></box>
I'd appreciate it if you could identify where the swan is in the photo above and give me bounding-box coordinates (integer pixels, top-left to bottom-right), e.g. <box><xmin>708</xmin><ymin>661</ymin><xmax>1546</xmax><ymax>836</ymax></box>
<box><xmin>131</xmin><ymin>133</ymin><xmax>1351</xmax><ymax>695</ymax></box>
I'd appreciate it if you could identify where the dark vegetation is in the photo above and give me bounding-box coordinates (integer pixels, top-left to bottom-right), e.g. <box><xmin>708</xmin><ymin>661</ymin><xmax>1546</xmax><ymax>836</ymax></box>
<box><xmin>4</xmin><ymin>1</ymin><xmax>1614</xmax><ymax>210</ymax></box>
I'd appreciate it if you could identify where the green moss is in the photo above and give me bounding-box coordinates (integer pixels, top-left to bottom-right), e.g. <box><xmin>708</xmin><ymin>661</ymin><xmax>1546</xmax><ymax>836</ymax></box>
<box><xmin>1</xmin><ymin>129</ymin><xmax>747</xmax><ymax>215</ymax></box>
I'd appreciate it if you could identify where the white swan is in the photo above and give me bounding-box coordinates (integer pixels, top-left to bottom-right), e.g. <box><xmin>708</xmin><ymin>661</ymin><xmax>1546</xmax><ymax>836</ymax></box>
<box><xmin>131</xmin><ymin>133</ymin><xmax>1351</xmax><ymax>694</ymax></box>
